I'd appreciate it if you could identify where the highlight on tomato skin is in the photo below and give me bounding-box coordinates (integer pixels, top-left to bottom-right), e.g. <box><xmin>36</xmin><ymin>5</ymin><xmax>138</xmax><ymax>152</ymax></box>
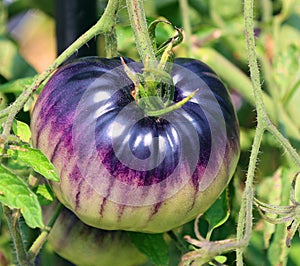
<box><xmin>30</xmin><ymin>56</ymin><xmax>240</xmax><ymax>233</ymax></box>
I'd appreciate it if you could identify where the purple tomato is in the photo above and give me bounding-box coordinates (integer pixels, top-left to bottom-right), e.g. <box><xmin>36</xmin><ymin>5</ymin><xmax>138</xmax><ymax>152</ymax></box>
<box><xmin>31</xmin><ymin>57</ymin><xmax>240</xmax><ymax>233</ymax></box>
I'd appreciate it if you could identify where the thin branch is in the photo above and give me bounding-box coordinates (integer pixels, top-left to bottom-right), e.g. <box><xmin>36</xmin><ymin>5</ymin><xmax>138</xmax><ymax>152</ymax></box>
<box><xmin>3</xmin><ymin>206</ymin><xmax>33</xmax><ymax>266</ymax></box>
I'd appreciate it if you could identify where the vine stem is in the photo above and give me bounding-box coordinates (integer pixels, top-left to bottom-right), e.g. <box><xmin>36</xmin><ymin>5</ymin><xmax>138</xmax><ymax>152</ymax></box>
<box><xmin>236</xmin><ymin>124</ymin><xmax>264</xmax><ymax>265</ymax></box>
<box><xmin>2</xmin><ymin>206</ymin><xmax>33</xmax><ymax>266</ymax></box>
<box><xmin>267</xmin><ymin>122</ymin><xmax>300</xmax><ymax>166</ymax></box>
<box><xmin>0</xmin><ymin>0</ymin><xmax>120</xmax><ymax>141</ymax></box>
<box><xmin>237</xmin><ymin>0</ymin><xmax>300</xmax><ymax>264</ymax></box>
<box><xmin>28</xmin><ymin>203</ymin><xmax>63</xmax><ymax>262</ymax></box>
<box><xmin>125</xmin><ymin>0</ymin><xmax>157</xmax><ymax>67</ymax></box>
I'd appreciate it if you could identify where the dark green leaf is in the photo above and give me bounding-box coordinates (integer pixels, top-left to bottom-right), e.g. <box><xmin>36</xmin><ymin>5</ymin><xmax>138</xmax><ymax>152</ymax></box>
<box><xmin>203</xmin><ymin>189</ymin><xmax>230</xmax><ymax>239</ymax></box>
<box><xmin>0</xmin><ymin>164</ymin><xmax>44</xmax><ymax>228</ymax></box>
<box><xmin>8</xmin><ymin>146</ymin><xmax>60</xmax><ymax>182</ymax></box>
<box><xmin>129</xmin><ymin>232</ymin><xmax>169</xmax><ymax>266</ymax></box>
<box><xmin>12</xmin><ymin>120</ymin><xmax>31</xmax><ymax>143</ymax></box>
<box><xmin>7</xmin><ymin>0</ymin><xmax>54</xmax><ymax>17</ymax></box>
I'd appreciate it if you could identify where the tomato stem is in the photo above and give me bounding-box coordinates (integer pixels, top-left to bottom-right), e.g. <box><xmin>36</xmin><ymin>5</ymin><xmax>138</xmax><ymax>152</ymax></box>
<box><xmin>122</xmin><ymin>52</ymin><xmax>197</xmax><ymax>117</ymax></box>
<box><xmin>145</xmin><ymin>89</ymin><xmax>199</xmax><ymax>117</ymax></box>
<box><xmin>126</xmin><ymin>0</ymin><xmax>157</xmax><ymax>68</ymax></box>
<box><xmin>125</xmin><ymin>0</ymin><xmax>189</xmax><ymax>115</ymax></box>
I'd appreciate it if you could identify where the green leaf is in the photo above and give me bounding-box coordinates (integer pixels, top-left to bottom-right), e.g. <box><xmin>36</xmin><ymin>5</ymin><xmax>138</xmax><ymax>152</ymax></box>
<box><xmin>272</xmin><ymin>43</ymin><xmax>300</xmax><ymax>130</ymax></box>
<box><xmin>0</xmin><ymin>77</ymin><xmax>34</xmax><ymax>94</ymax></box>
<box><xmin>34</xmin><ymin>183</ymin><xmax>55</xmax><ymax>206</ymax></box>
<box><xmin>12</xmin><ymin>120</ymin><xmax>31</xmax><ymax>143</ymax></box>
<box><xmin>129</xmin><ymin>232</ymin><xmax>169</xmax><ymax>266</ymax></box>
<box><xmin>273</xmin><ymin>43</ymin><xmax>300</xmax><ymax>100</ymax></box>
<box><xmin>266</xmin><ymin>168</ymin><xmax>292</xmax><ymax>266</ymax></box>
<box><xmin>209</xmin><ymin>255</ymin><xmax>227</xmax><ymax>265</ymax></box>
<box><xmin>203</xmin><ymin>189</ymin><xmax>230</xmax><ymax>239</ymax></box>
<box><xmin>8</xmin><ymin>0</ymin><xmax>54</xmax><ymax>17</ymax></box>
<box><xmin>257</xmin><ymin>169</ymin><xmax>282</xmax><ymax>247</ymax></box>
<box><xmin>0</xmin><ymin>35</ymin><xmax>36</xmax><ymax>80</ymax></box>
<box><xmin>0</xmin><ymin>164</ymin><xmax>44</xmax><ymax>228</ymax></box>
<box><xmin>23</xmin><ymin>95</ymin><xmax>35</xmax><ymax>112</ymax></box>
<box><xmin>8</xmin><ymin>146</ymin><xmax>60</xmax><ymax>182</ymax></box>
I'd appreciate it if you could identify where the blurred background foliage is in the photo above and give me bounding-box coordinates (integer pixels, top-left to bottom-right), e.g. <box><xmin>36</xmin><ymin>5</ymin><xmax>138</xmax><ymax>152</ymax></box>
<box><xmin>0</xmin><ymin>0</ymin><xmax>300</xmax><ymax>265</ymax></box>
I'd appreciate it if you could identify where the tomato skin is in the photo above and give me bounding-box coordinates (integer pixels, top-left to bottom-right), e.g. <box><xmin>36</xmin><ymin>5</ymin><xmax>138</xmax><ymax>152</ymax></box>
<box><xmin>31</xmin><ymin>57</ymin><xmax>240</xmax><ymax>233</ymax></box>
<box><xmin>44</xmin><ymin>202</ymin><xmax>147</xmax><ymax>266</ymax></box>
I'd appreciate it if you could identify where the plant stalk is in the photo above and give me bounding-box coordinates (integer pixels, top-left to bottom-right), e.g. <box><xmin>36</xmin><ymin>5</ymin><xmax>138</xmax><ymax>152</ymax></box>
<box><xmin>3</xmin><ymin>206</ymin><xmax>33</xmax><ymax>266</ymax></box>
<box><xmin>238</xmin><ymin>0</ymin><xmax>300</xmax><ymax>264</ymax></box>
<box><xmin>125</xmin><ymin>0</ymin><xmax>157</xmax><ymax>67</ymax></box>
<box><xmin>236</xmin><ymin>123</ymin><xmax>265</xmax><ymax>265</ymax></box>
<box><xmin>28</xmin><ymin>203</ymin><xmax>63</xmax><ymax>262</ymax></box>
<box><xmin>236</xmin><ymin>0</ymin><xmax>268</xmax><ymax>263</ymax></box>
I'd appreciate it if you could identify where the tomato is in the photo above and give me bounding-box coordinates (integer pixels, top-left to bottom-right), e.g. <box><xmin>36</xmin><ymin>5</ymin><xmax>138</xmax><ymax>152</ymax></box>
<box><xmin>31</xmin><ymin>57</ymin><xmax>240</xmax><ymax>233</ymax></box>
<box><xmin>44</xmin><ymin>203</ymin><xmax>146</xmax><ymax>266</ymax></box>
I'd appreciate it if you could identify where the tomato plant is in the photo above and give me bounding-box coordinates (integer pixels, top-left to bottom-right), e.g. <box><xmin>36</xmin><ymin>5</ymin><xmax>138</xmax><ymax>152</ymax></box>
<box><xmin>0</xmin><ymin>0</ymin><xmax>299</xmax><ymax>266</ymax></box>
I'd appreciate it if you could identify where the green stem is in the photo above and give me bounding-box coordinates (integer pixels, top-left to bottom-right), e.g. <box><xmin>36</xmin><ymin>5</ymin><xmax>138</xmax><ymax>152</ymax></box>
<box><xmin>266</xmin><ymin>122</ymin><xmax>300</xmax><ymax>166</ymax></box>
<box><xmin>236</xmin><ymin>0</ymin><xmax>267</xmax><ymax>263</ymax></box>
<box><xmin>236</xmin><ymin>123</ymin><xmax>265</xmax><ymax>265</ymax></box>
<box><xmin>0</xmin><ymin>0</ymin><xmax>120</xmax><ymax>141</ymax></box>
<box><xmin>104</xmin><ymin>0</ymin><xmax>120</xmax><ymax>58</ymax></box>
<box><xmin>105</xmin><ymin>29</ymin><xmax>119</xmax><ymax>58</ymax></box>
<box><xmin>3</xmin><ymin>206</ymin><xmax>33</xmax><ymax>266</ymax></box>
<box><xmin>243</xmin><ymin>6</ymin><xmax>267</xmax><ymax>119</ymax></box>
<box><xmin>238</xmin><ymin>0</ymin><xmax>300</xmax><ymax>264</ymax></box>
<box><xmin>125</xmin><ymin>0</ymin><xmax>157</xmax><ymax>67</ymax></box>
<box><xmin>179</xmin><ymin>0</ymin><xmax>192</xmax><ymax>57</ymax></box>
<box><xmin>28</xmin><ymin>203</ymin><xmax>63</xmax><ymax>262</ymax></box>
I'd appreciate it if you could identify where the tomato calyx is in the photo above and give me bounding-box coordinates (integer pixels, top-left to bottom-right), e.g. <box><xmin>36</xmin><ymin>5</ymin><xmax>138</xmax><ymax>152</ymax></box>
<box><xmin>121</xmin><ymin>21</ymin><xmax>198</xmax><ymax>117</ymax></box>
<box><xmin>122</xmin><ymin>55</ymin><xmax>199</xmax><ymax>117</ymax></box>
